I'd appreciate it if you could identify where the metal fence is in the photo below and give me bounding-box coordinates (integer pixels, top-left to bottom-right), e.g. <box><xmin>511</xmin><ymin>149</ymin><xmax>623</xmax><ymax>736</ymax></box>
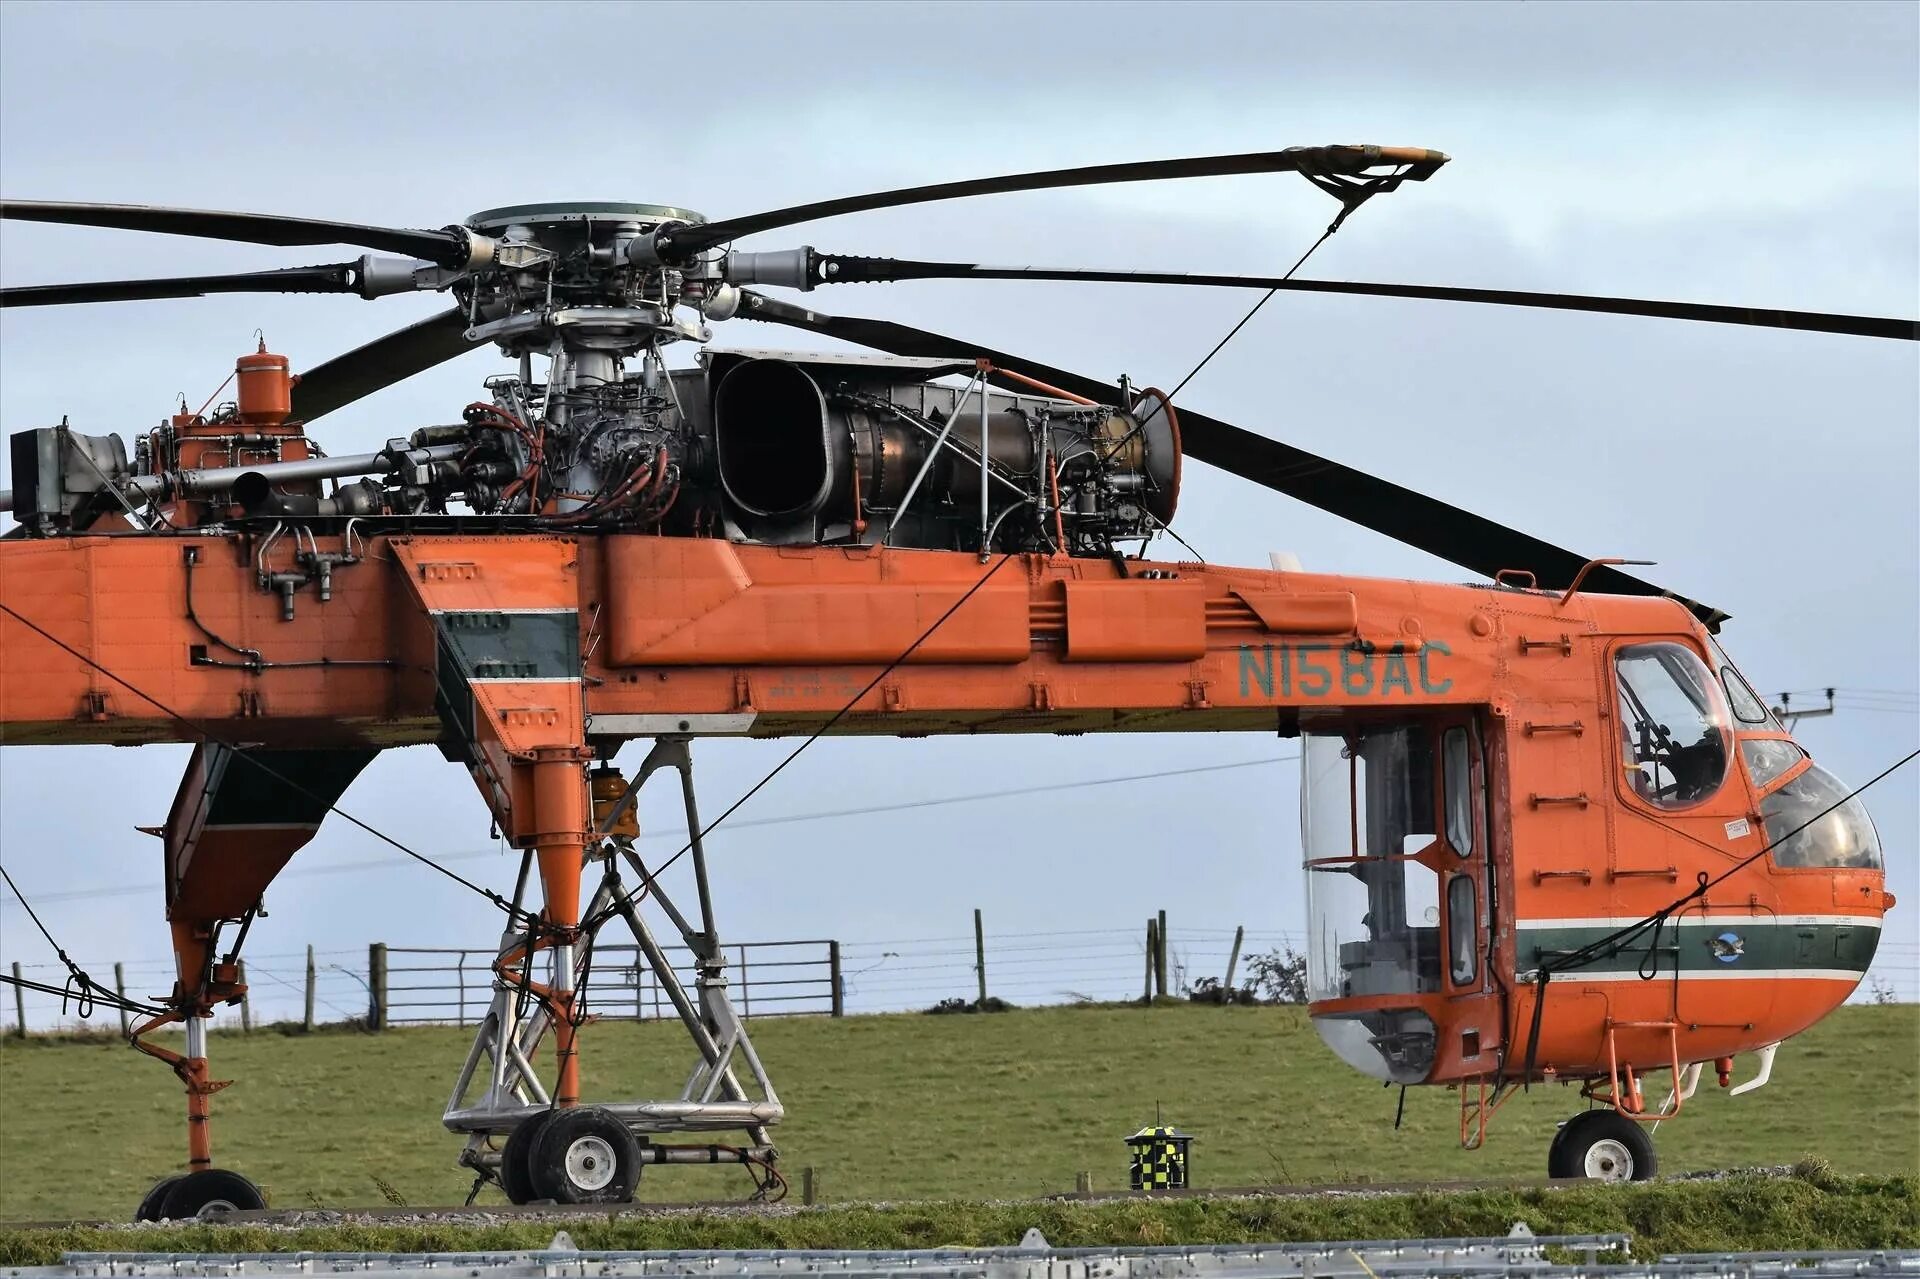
<box><xmin>378</xmin><ymin>939</ymin><xmax>842</xmax><ymax>1026</ymax></box>
<box><xmin>6</xmin><ymin>921</ymin><xmax>1914</xmax><ymax>1034</ymax></box>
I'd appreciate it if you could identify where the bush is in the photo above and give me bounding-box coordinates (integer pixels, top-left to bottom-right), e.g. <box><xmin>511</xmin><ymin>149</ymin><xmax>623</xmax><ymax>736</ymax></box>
<box><xmin>1180</xmin><ymin>948</ymin><xmax>1309</xmax><ymax>1006</ymax></box>
<box><xmin>925</xmin><ymin>996</ymin><xmax>1016</xmax><ymax>1015</ymax></box>
<box><xmin>1185</xmin><ymin>977</ymin><xmax>1259</xmax><ymax>1006</ymax></box>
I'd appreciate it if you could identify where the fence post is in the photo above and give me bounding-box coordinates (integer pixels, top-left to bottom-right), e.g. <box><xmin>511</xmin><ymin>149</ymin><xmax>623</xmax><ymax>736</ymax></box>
<box><xmin>369</xmin><ymin>942</ymin><xmax>389</xmax><ymax>1031</ymax></box>
<box><xmin>829</xmin><ymin>941</ymin><xmax>844</xmax><ymax>1017</ymax></box>
<box><xmin>738</xmin><ymin>945</ymin><xmax>750</xmax><ymax>1019</ymax></box>
<box><xmin>115</xmin><ymin>962</ymin><xmax>130</xmax><ymax>1035</ymax></box>
<box><xmin>1224</xmin><ymin>925</ymin><xmax>1245</xmax><ymax>988</ymax></box>
<box><xmin>11</xmin><ymin>961</ymin><xmax>25</xmax><ymax>1036</ymax></box>
<box><xmin>456</xmin><ymin>951</ymin><xmax>467</xmax><ymax>1028</ymax></box>
<box><xmin>802</xmin><ymin>1166</ymin><xmax>817</xmax><ymax>1206</ymax></box>
<box><xmin>1155</xmin><ymin>909</ymin><xmax>1169</xmax><ymax>998</ymax></box>
<box><xmin>238</xmin><ymin>959</ymin><xmax>252</xmax><ymax>1032</ymax></box>
<box><xmin>974</xmin><ymin>908</ymin><xmax>988</xmax><ymax>1004</ymax></box>
<box><xmin>1143</xmin><ymin>920</ymin><xmax>1156</xmax><ymax>1002</ymax></box>
<box><xmin>304</xmin><ymin>945</ymin><xmax>316</xmax><ymax>1032</ymax></box>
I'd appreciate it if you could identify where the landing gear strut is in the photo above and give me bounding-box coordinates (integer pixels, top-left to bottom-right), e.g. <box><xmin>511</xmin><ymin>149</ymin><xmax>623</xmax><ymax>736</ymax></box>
<box><xmin>130</xmin><ymin>951</ymin><xmax>267</xmax><ymax>1219</ymax></box>
<box><xmin>444</xmin><ymin>736</ymin><xmax>784</xmax><ymax>1205</ymax></box>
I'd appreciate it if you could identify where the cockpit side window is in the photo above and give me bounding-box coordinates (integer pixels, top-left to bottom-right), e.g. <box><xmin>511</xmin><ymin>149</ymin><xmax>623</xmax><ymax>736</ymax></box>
<box><xmin>1615</xmin><ymin>641</ymin><xmax>1731</xmax><ymax>810</ymax></box>
<box><xmin>1708</xmin><ymin>636</ymin><xmax>1776</xmax><ymax>727</ymax></box>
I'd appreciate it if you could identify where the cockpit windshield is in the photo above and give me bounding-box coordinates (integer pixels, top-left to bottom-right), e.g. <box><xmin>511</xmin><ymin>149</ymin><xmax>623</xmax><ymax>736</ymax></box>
<box><xmin>1762</xmin><ymin>762</ymin><xmax>1885</xmax><ymax>869</ymax></box>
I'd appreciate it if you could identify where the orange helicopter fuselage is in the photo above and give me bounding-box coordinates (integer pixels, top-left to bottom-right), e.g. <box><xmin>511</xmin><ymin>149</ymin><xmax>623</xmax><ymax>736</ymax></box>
<box><xmin>0</xmin><ymin>527</ymin><xmax>1888</xmax><ymax>1110</ymax></box>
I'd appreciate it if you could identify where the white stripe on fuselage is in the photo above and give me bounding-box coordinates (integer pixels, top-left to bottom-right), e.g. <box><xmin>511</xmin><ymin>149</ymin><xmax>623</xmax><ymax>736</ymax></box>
<box><xmin>1521</xmin><ymin>968</ymin><xmax>1866</xmax><ymax>983</ymax></box>
<box><xmin>1516</xmin><ymin>915</ymin><xmax>1883</xmax><ymax>930</ymax></box>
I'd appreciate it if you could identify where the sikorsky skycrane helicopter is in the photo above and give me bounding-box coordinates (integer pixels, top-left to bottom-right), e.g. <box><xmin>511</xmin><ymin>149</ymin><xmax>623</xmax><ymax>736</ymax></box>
<box><xmin>0</xmin><ymin>145</ymin><xmax>1912</xmax><ymax>1216</ymax></box>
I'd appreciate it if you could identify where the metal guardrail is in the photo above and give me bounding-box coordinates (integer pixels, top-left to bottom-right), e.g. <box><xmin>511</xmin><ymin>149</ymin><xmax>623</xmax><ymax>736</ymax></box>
<box><xmin>31</xmin><ymin>1231</ymin><xmax>1920</xmax><ymax>1278</ymax></box>
<box><xmin>377</xmin><ymin>939</ymin><xmax>842</xmax><ymax>1026</ymax></box>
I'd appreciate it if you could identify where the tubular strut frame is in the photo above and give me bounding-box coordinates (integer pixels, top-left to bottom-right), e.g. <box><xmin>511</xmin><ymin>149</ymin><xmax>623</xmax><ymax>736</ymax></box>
<box><xmin>442</xmin><ymin>736</ymin><xmax>782</xmax><ymax>1182</ymax></box>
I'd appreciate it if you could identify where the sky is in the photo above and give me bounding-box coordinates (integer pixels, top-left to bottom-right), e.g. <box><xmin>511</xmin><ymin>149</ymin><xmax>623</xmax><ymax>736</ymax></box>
<box><xmin>0</xmin><ymin>0</ymin><xmax>1916</xmax><ymax>1031</ymax></box>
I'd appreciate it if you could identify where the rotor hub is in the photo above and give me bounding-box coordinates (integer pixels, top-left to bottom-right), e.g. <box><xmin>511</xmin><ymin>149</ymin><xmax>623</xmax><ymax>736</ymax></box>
<box><xmin>456</xmin><ymin>202</ymin><xmax>723</xmax><ymax>360</ymax></box>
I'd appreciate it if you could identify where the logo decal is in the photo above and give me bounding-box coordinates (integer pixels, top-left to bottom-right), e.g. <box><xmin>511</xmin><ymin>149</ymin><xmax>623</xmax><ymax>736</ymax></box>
<box><xmin>1709</xmin><ymin>932</ymin><xmax>1746</xmax><ymax>964</ymax></box>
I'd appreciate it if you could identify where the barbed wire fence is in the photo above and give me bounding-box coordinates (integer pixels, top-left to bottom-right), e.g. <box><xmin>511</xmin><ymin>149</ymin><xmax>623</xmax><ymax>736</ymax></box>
<box><xmin>5</xmin><ymin>918</ymin><xmax>1915</xmax><ymax>1035</ymax></box>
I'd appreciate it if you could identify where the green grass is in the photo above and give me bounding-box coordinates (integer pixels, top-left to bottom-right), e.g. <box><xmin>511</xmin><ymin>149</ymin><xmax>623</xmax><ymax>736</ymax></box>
<box><xmin>0</xmin><ymin>1003</ymin><xmax>1914</xmax><ymax>1224</ymax></box>
<box><xmin>0</xmin><ymin>1174</ymin><xmax>1913</xmax><ymax>1264</ymax></box>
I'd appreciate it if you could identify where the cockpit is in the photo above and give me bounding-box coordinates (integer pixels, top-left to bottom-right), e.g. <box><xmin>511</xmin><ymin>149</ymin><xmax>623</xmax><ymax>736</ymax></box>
<box><xmin>1621</xmin><ymin>635</ymin><xmax>1884</xmax><ymax>870</ymax></box>
<box><xmin>1297</xmin><ymin>630</ymin><xmax>1883</xmax><ymax>1087</ymax></box>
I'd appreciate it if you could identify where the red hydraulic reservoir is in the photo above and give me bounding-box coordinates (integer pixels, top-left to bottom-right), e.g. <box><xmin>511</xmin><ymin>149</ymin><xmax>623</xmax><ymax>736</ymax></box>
<box><xmin>235</xmin><ymin>338</ymin><xmax>293</xmax><ymax>426</ymax></box>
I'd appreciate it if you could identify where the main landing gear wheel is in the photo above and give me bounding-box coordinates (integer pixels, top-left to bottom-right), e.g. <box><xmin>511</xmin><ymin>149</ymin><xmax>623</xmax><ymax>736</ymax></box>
<box><xmin>529</xmin><ymin>1106</ymin><xmax>643</xmax><ymax>1204</ymax></box>
<box><xmin>1549</xmin><ymin>1111</ymin><xmax>1658</xmax><ymax>1182</ymax></box>
<box><xmin>158</xmin><ymin>1169</ymin><xmax>267</xmax><ymax>1218</ymax></box>
<box><xmin>134</xmin><ymin>1174</ymin><xmax>184</xmax><ymax>1222</ymax></box>
<box><xmin>498</xmin><ymin>1109</ymin><xmax>557</xmax><ymax>1205</ymax></box>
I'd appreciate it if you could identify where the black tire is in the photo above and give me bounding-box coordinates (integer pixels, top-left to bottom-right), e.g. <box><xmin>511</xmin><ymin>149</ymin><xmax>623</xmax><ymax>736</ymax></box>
<box><xmin>134</xmin><ymin>1174</ymin><xmax>184</xmax><ymax>1222</ymax></box>
<box><xmin>1546</xmin><ymin>1113</ymin><xmax>1584</xmax><ymax>1179</ymax></box>
<box><xmin>159</xmin><ymin>1169</ymin><xmax>266</xmax><ymax>1218</ymax></box>
<box><xmin>528</xmin><ymin>1106</ymin><xmax>642</xmax><ymax>1204</ymax></box>
<box><xmin>498</xmin><ymin>1109</ymin><xmax>556</xmax><ymax>1205</ymax></box>
<box><xmin>1550</xmin><ymin>1110</ymin><xmax>1657</xmax><ymax>1182</ymax></box>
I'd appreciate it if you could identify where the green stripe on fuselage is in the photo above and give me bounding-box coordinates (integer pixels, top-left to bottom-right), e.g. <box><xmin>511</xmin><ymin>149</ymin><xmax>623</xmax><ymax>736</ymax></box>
<box><xmin>1516</xmin><ymin>919</ymin><xmax>1880</xmax><ymax>975</ymax></box>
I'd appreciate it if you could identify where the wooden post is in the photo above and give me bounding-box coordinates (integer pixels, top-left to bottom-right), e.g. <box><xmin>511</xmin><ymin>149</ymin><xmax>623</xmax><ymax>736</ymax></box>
<box><xmin>973</xmin><ymin>908</ymin><xmax>988</xmax><ymax>1004</ymax></box>
<box><xmin>369</xmin><ymin>942</ymin><xmax>389</xmax><ymax>1031</ymax></box>
<box><xmin>801</xmin><ymin>1166</ymin><xmax>817</xmax><ymax>1206</ymax></box>
<box><xmin>1143</xmin><ymin>919</ymin><xmax>1157</xmax><ymax>1002</ymax></box>
<box><xmin>12</xmin><ymin>961</ymin><xmax>25</xmax><ymax>1036</ymax></box>
<box><xmin>829</xmin><ymin>941</ymin><xmax>844</xmax><ymax>1017</ymax></box>
<box><xmin>304</xmin><ymin>945</ymin><xmax>316</xmax><ymax>1032</ymax></box>
<box><xmin>115</xmin><ymin>962</ymin><xmax>130</xmax><ymax>1035</ymax></box>
<box><xmin>1075</xmin><ymin>1170</ymin><xmax>1092</xmax><ymax>1195</ymax></box>
<box><xmin>1155</xmin><ymin>909</ymin><xmax>1169</xmax><ymax>998</ymax></box>
<box><xmin>1224</xmin><ymin>925</ymin><xmax>1246</xmax><ymax>989</ymax></box>
<box><xmin>237</xmin><ymin>959</ymin><xmax>251</xmax><ymax>1032</ymax></box>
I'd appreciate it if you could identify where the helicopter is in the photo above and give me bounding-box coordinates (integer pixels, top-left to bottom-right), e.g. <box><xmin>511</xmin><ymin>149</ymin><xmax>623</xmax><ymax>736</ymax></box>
<box><xmin>0</xmin><ymin>144</ymin><xmax>1911</xmax><ymax>1216</ymax></box>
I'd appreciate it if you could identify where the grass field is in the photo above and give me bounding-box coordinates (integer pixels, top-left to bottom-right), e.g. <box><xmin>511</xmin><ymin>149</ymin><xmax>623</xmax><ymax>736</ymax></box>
<box><xmin>0</xmin><ymin>1002</ymin><xmax>1914</xmax><ymax>1222</ymax></box>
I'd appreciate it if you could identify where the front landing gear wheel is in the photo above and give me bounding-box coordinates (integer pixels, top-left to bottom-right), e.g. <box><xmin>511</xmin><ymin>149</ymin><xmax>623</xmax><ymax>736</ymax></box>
<box><xmin>159</xmin><ymin>1169</ymin><xmax>266</xmax><ymax>1218</ymax></box>
<box><xmin>134</xmin><ymin>1175</ymin><xmax>184</xmax><ymax>1222</ymax></box>
<box><xmin>1548</xmin><ymin>1111</ymin><xmax>1657</xmax><ymax>1181</ymax></box>
<box><xmin>530</xmin><ymin>1106</ymin><xmax>642</xmax><ymax>1204</ymax></box>
<box><xmin>499</xmin><ymin>1109</ymin><xmax>557</xmax><ymax>1205</ymax></box>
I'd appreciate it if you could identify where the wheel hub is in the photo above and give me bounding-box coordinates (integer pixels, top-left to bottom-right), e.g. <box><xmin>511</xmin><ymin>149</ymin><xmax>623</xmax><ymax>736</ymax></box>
<box><xmin>565</xmin><ymin>1134</ymin><xmax>619</xmax><ymax>1192</ymax></box>
<box><xmin>1584</xmin><ymin>1136</ymin><xmax>1635</xmax><ymax>1181</ymax></box>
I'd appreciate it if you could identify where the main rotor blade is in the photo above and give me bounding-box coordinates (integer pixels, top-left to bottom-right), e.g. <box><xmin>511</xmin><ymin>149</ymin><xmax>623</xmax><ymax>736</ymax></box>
<box><xmin>1</xmin><ymin>200</ymin><xmax>471</xmax><ymax>266</ymax></box>
<box><xmin>737</xmin><ymin>290</ymin><xmax>1728</xmax><ymax>626</ymax></box>
<box><xmin>663</xmin><ymin>144</ymin><xmax>1447</xmax><ymax>258</ymax></box>
<box><xmin>808</xmin><ymin>257</ymin><xmax>1920</xmax><ymax>342</ymax></box>
<box><xmin>0</xmin><ymin>262</ymin><xmax>363</xmax><ymax>308</ymax></box>
<box><xmin>290</xmin><ymin>307</ymin><xmax>476</xmax><ymax>423</ymax></box>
